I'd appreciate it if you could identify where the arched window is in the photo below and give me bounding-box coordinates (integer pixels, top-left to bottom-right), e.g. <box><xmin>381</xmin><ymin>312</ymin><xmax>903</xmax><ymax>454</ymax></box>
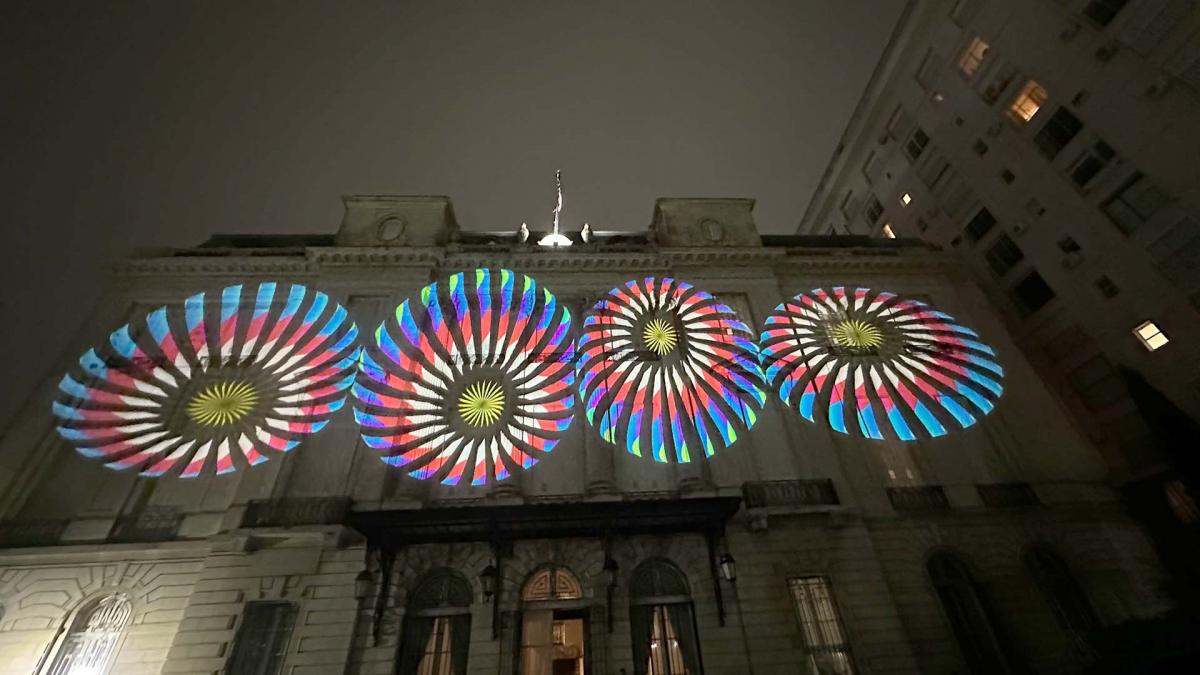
<box><xmin>629</xmin><ymin>560</ymin><xmax>702</xmax><ymax>675</ymax></box>
<box><xmin>1024</xmin><ymin>545</ymin><xmax>1099</xmax><ymax>644</ymax></box>
<box><xmin>397</xmin><ymin>570</ymin><xmax>473</xmax><ymax>675</ymax></box>
<box><xmin>927</xmin><ymin>552</ymin><xmax>1010</xmax><ymax>675</ymax></box>
<box><xmin>519</xmin><ymin>566</ymin><xmax>586</xmax><ymax>675</ymax></box>
<box><xmin>47</xmin><ymin>594</ymin><xmax>132</xmax><ymax>675</ymax></box>
<box><xmin>522</xmin><ymin>567</ymin><xmax>583</xmax><ymax>602</ymax></box>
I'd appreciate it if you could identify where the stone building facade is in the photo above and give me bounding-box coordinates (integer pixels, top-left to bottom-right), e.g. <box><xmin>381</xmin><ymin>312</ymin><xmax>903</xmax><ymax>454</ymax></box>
<box><xmin>0</xmin><ymin>196</ymin><xmax>1171</xmax><ymax>674</ymax></box>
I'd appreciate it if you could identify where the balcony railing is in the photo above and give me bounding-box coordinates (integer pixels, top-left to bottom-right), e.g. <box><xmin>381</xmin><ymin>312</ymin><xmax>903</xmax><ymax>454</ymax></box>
<box><xmin>743</xmin><ymin>479</ymin><xmax>840</xmax><ymax>509</ymax></box>
<box><xmin>109</xmin><ymin>507</ymin><xmax>183</xmax><ymax>543</ymax></box>
<box><xmin>887</xmin><ymin>485</ymin><xmax>950</xmax><ymax>512</ymax></box>
<box><xmin>977</xmin><ymin>482</ymin><xmax>1040</xmax><ymax>509</ymax></box>
<box><xmin>242</xmin><ymin>497</ymin><xmax>350</xmax><ymax>528</ymax></box>
<box><xmin>0</xmin><ymin>519</ymin><xmax>68</xmax><ymax>548</ymax></box>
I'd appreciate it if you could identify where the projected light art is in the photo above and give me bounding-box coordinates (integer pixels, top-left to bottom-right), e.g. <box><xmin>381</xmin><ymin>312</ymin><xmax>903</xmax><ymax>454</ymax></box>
<box><xmin>53</xmin><ymin>283</ymin><xmax>359</xmax><ymax>476</ymax></box>
<box><xmin>760</xmin><ymin>287</ymin><xmax>1004</xmax><ymax>441</ymax></box>
<box><xmin>577</xmin><ymin>277</ymin><xmax>766</xmax><ymax>463</ymax></box>
<box><xmin>354</xmin><ymin>270</ymin><xmax>574</xmax><ymax>485</ymax></box>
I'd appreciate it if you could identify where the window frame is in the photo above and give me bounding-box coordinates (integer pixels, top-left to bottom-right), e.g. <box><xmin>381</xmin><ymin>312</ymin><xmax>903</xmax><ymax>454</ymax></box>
<box><xmin>983</xmin><ymin>233</ymin><xmax>1025</xmax><ymax>277</ymax></box>
<box><xmin>787</xmin><ymin>575</ymin><xmax>858</xmax><ymax>675</ymax></box>
<box><xmin>1008</xmin><ymin>80</ymin><xmax>1048</xmax><ymax>124</ymax></box>
<box><xmin>224</xmin><ymin>600</ymin><xmax>298</xmax><ymax>675</ymax></box>
<box><xmin>1102</xmin><ymin>172</ymin><xmax>1172</xmax><ymax>234</ymax></box>
<box><xmin>44</xmin><ymin>593</ymin><xmax>133</xmax><ymax>675</ymax></box>
<box><xmin>1133</xmin><ymin>320</ymin><xmax>1169</xmax><ymax>351</ymax></box>
<box><xmin>958</xmin><ymin>36</ymin><xmax>990</xmax><ymax>78</ymax></box>
<box><xmin>1033</xmin><ymin>106</ymin><xmax>1084</xmax><ymax>160</ymax></box>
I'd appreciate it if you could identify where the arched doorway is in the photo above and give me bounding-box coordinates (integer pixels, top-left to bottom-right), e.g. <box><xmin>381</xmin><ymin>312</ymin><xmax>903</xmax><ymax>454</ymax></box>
<box><xmin>518</xmin><ymin>565</ymin><xmax>588</xmax><ymax>675</ymax></box>
<box><xmin>628</xmin><ymin>559</ymin><xmax>702</xmax><ymax>675</ymax></box>
<box><xmin>397</xmin><ymin>570</ymin><xmax>473</xmax><ymax>675</ymax></box>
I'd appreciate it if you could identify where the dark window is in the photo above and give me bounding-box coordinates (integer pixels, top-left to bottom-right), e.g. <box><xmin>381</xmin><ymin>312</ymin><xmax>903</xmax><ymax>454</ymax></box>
<box><xmin>789</xmin><ymin>577</ymin><xmax>857</xmax><ymax>674</ymax></box>
<box><xmin>905</xmin><ymin>128</ymin><xmax>930</xmax><ymax>161</ymax></box>
<box><xmin>630</xmin><ymin>560</ymin><xmax>703</xmax><ymax>675</ymax></box>
<box><xmin>1034</xmin><ymin>107</ymin><xmax>1083</xmax><ymax>160</ymax></box>
<box><xmin>1056</xmin><ymin>236</ymin><xmax>1081</xmax><ymax>254</ymax></box>
<box><xmin>865</xmin><ymin>197</ymin><xmax>884</xmax><ymax>224</ymax></box>
<box><xmin>398</xmin><ymin>572</ymin><xmax>473</xmax><ymax>675</ymax></box>
<box><xmin>927</xmin><ymin>552</ymin><xmax>1012</xmax><ymax>675</ymax></box>
<box><xmin>1069</xmin><ymin>140</ymin><xmax>1115</xmax><ymax>187</ymax></box>
<box><xmin>1011</xmin><ymin>271</ymin><xmax>1055</xmax><ymax>315</ymax></box>
<box><xmin>984</xmin><ymin>234</ymin><xmax>1024</xmax><ymax>276</ymax></box>
<box><xmin>1000</xmin><ymin>169</ymin><xmax>1015</xmax><ymax>184</ymax></box>
<box><xmin>226</xmin><ymin>601</ymin><xmax>297</xmax><ymax>675</ymax></box>
<box><xmin>1024</xmin><ymin>546</ymin><xmax>1101</xmax><ymax>646</ymax></box>
<box><xmin>972</xmin><ymin>139</ymin><xmax>989</xmax><ymax>156</ymax></box>
<box><xmin>1094</xmin><ymin>276</ymin><xmax>1120</xmax><ymax>298</ymax></box>
<box><xmin>964</xmin><ymin>208</ymin><xmax>997</xmax><ymax>243</ymax></box>
<box><xmin>1066</xmin><ymin>355</ymin><xmax>1125</xmax><ymax>410</ymax></box>
<box><xmin>1083</xmin><ymin>0</ymin><xmax>1130</xmax><ymax>26</ymax></box>
<box><xmin>1102</xmin><ymin>172</ymin><xmax>1172</xmax><ymax>233</ymax></box>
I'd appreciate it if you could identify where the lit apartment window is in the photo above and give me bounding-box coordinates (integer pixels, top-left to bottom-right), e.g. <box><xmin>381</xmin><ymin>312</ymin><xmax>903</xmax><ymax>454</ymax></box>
<box><xmin>1133</xmin><ymin>320</ymin><xmax>1169</xmax><ymax>351</ymax></box>
<box><xmin>899</xmin><ymin>193</ymin><xmax>912</xmax><ymax>207</ymax></box>
<box><xmin>1008</xmin><ymin>80</ymin><xmax>1047</xmax><ymax>123</ymax></box>
<box><xmin>1103</xmin><ymin>172</ymin><xmax>1171</xmax><ymax>234</ymax></box>
<box><xmin>904</xmin><ymin>128</ymin><xmax>930</xmax><ymax>161</ymax></box>
<box><xmin>984</xmin><ymin>233</ymin><xmax>1024</xmax><ymax>277</ymax></box>
<box><xmin>958</xmin><ymin>37</ymin><xmax>989</xmax><ymax>77</ymax></box>
<box><xmin>788</xmin><ymin>577</ymin><xmax>857</xmax><ymax>675</ymax></box>
<box><xmin>882</xmin><ymin>223</ymin><xmax>897</xmax><ymax>239</ymax></box>
<box><xmin>1034</xmin><ymin>107</ymin><xmax>1083</xmax><ymax>159</ymax></box>
<box><xmin>1083</xmin><ymin>0</ymin><xmax>1130</xmax><ymax>27</ymax></box>
<box><xmin>1069</xmin><ymin>140</ymin><xmax>1116</xmax><ymax>188</ymax></box>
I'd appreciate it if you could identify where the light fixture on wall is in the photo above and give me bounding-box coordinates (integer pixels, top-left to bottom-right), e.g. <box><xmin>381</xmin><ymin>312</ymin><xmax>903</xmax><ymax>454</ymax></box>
<box><xmin>480</xmin><ymin>564</ymin><xmax>498</xmax><ymax>602</ymax></box>
<box><xmin>719</xmin><ymin>553</ymin><xmax>737</xmax><ymax>583</ymax></box>
<box><xmin>603</xmin><ymin>557</ymin><xmax>619</xmax><ymax>589</ymax></box>
<box><xmin>354</xmin><ymin>569</ymin><xmax>374</xmax><ymax>600</ymax></box>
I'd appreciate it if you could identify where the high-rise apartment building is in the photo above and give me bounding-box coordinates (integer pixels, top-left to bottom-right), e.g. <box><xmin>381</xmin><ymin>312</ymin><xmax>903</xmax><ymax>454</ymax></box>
<box><xmin>0</xmin><ymin>196</ymin><xmax>1170</xmax><ymax>674</ymax></box>
<box><xmin>797</xmin><ymin>0</ymin><xmax>1200</xmax><ymax>574</ymax></box>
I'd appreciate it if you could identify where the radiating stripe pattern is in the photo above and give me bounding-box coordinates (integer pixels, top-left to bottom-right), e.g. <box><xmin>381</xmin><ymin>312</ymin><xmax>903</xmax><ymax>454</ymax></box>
<box><xmin>52</xmin><ymin>283</ymin><xmax>359</xmax><ymax>476</ymax></box>
<box><xmin>760</xmin><ymin>287</ymin><xmax>1004</xmax><ymax>441</ymax></box>
<box><xmin>578</xmin><ymin>277</ymin><xmax>766</xmax><ymax>463</ymax></box>
<box><xmin>353</xmin><ymin>269</ymin><xmax>575</xmax><ymax>486</ymax></box>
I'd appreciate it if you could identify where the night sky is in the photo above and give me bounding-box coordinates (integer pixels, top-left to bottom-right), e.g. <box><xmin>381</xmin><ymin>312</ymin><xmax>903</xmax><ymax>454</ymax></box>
<box><xmin>0</xmin><ymin>0</ymin><xmax>903</xmax><ymax>427</ymax></box>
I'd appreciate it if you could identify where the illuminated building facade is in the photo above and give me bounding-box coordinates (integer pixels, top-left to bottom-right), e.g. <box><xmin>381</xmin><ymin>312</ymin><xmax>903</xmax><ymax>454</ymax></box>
<box><xmin>796</xmin><ymin>0</ymin><xmax>1200</xmax><ymax>588</ymax></box>
<box><xmin>0</xmin><ymin>195</ymin><xmax>1172</xmax><ymax>674</ymax></box>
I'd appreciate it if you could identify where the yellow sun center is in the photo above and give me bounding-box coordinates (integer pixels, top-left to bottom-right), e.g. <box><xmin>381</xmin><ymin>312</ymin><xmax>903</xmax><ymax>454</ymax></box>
<box><xmin>458</xmin><ymin>380</ymin><xmax>505</xmax><ymax>427</ymax></box>
<box><xmin>187</xmin><ymin>381</ymin><xmax>258</xmax><ymax>426</ymax></box>
<box><xmin>831</xmin><ymin>319</ymin><xmax>884</xmax><ymax>349</ymax></box>
<box><xmin>643</xmin><ymin>318</ymin><xmax>678</xmax><ymax>356</ymax></box>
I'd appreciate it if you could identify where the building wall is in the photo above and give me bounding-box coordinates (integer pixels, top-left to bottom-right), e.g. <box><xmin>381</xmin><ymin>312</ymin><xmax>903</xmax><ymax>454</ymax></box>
<box><xmin>796</xmin><ymin>0</ymin><xmax>1200</xmax><ymax>482</ymax></box>
<box><xmin>0</xmin><ymin>197</ymin><xmax>1173</xmax><ymax>673</ymax></box>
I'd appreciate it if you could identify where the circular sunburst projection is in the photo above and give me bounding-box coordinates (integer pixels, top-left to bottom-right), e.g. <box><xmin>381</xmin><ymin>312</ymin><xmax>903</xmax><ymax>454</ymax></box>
<box><xmin>353</xmin><ymin>269</ymin><xmax>574</xmax><ymax>486</ymax></box>
<box><xmin>760</xmin><ymin>287</ymin><xmax>1004</xmax><ymax>441</ymax></box>
<box><xmin>52</xmin><ymin>283</ymin><xmax>359</xmax><ymax>477</ymax></box>
<box><xmin>577</xmin><ymin>277</ymin><xmax>766</xmax><ymax>463</ymax></box>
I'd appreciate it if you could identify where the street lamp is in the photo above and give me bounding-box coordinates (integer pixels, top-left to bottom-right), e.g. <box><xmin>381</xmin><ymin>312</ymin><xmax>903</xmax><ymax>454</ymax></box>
<box><xmin>480</xmin><ymin>564</ymin><xmax>498</xmax><ymax>602</ymax></box>
<box><xmin>718</xmin><ymin>553</ymin><xmax>737</xmax><ymax>583</ymax></box>
<box><xmin>603</xmin><ymin>557</ymin><xmax>619</xmax><ymax>589</ymax></box>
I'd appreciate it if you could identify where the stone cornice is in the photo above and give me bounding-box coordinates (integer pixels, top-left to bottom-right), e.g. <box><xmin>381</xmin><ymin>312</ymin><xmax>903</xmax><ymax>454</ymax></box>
<box><xmin>113</xmin><ymin>258</ymin><xmax>313</xmax><ymax>276</ymax></box>
<box><xmin>308</xmin><ymin>246</ymin><xmax>444</xmax><ymax>266</ymax></box>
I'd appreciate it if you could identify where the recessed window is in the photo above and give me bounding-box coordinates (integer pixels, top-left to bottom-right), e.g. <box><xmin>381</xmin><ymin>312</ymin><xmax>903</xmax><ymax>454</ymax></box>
<box><xmin>959</xmin><ymin>37</ymin><xmax>990</xmax><ymax>77</ymax></box>
<box><xmin>1011</xmin><ymin>271</ymin><xmax>1056</xmax><ymax>316</ymax></box>
<box><xmin>1001</xmin><ymin>169</ymin><xmax>1015</xmax><ymax>184</ymax></box>
<box><xmin>1009</xmin><ymin>80</ymin><xmax>1048</xmax><ymax>123</ymax></box>
<box><xmin>886</xmin><ymin>105</ymin><xmax>912</xmax><ymax>139</ymax></box>
<box><xmin>882</xmin><ymin>223</ymin><xmax>897</xmax><ymax>239</ymax></box>
<box><xmin>1134</xmin><ymin>320</ymin><xmax>1169</xmax><ymax>351</ymax></box>
<box><xmin>984</xmin><ymin>233</ymin><xmax>1024</xmax><ymax>277</ymax></box>
<box><xmin>1103</xmin><ymin>172</ymin><xmax>1171</xmax><ymax>234</ymax></box>
<box><xmin>915</xmin><ymin>49</ymin><xmax>943</xmax><ymax>90</ymax></box>
<box><xmin>964</xmin><ymin>207</ymin><xmax>997</xmax><ymax>243</ymax></box>
<box><xmin>839</xmin><ymin>190</ymin><xmax>856</xmax><ymax>219</ymax></box>
<box><xmin>1034</xmin><ymin>107</ymin><xmax>1083</xmax><ymax>160</ymax></box>
<box><xmin>980</xmin><ymin>62</ymin><xmax>1017</xmax><ymax>104</ymax></box>
<box><xmin>1056</xmin><ymin>236</ymin><xmax>1081</xmax><ymax>254</ymax></box>
<box><xmin>789</xmin><ymin>577</ymin><xmax>857</xmax><ymax>675</ymax></box>
<box><xmin>900</xmin><ymin>193</ymin><xmax>912</xmax><ymax>207</ymax></box>
<box><xmin>905</xmin><ymin>128</ymin><xmax>930</xmax><ymax>161</ymax></box>
<box><xmin>862</xmin><ymin>152</ymin><xmax>884</xmax><ymax>184</ymax></box>
<box><xmin>865</xmin><ymin>197</ymin><xmax>884</xmax><ymax>224</ymax></box>
<box><xmin>1083</xmin><ymin>0</ymin><xmax>1130</xmax><ymax>27</ymax></box>
<box><xmin>1069</xmin><ymin>140</ymin><xmax>1116</xmax><ymax>188</ymax></box>
<box><xmin>973</xmin><ymin>139</ymin><xmax>989</xmax><ymax>156</ymax></box>
<box><xmin>1095</xmin><ymin>276</ymin><xmax>1120</xmax><ymax>299</ymax></box>
<box><xmin>917</xmin><ymin>218</ymin><xmax>929</xmax><ymax>232</ymax></box>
